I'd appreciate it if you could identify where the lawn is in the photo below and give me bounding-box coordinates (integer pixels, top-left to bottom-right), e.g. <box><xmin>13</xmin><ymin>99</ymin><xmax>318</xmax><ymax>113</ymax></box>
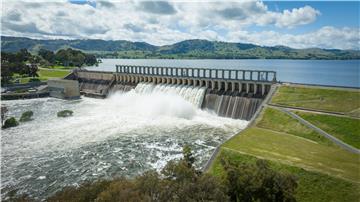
<box><xmin>221</xmin><ymin>127</ymin><xmax>359</xmax><ymax>182</ymax></box>
<box><xmin>16</xmin><ymin>69</ymin><xmax>70</xmax><ymax>83</ymax></box>
<box><xmin>46</xmin><ymin>65</ymin><xmax>76</xmax><ymax>70</ymax></box>
<box><xmin>271</xmin><ymin>86</ymin><xmax>360</xmax><ymax>115</ymax></box>
<box><xmin>256</xmin><ymin>107</ymin><xmax>334</xmax><ymax>146</ymax></box>
<box><xmin>295</xmin><ymin>111</ymin><xmax>360</xmax><ymax>149</ymax></box>
<box><xmin>38</xmin><ymin>68</ymin><xmax>70</xmax><ymax>78</ymax></box>
<box><xmin>209</xmin><ymin>149</ymin><xmax>360</xmax><ymax>202</ymax></box>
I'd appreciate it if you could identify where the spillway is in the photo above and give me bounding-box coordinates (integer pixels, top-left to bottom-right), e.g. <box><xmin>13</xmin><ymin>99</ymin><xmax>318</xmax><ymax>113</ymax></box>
<box><xmin>135</xmin><ymin>83</ymin><xmax>206</xmax><ymax>108</ymax></box>
<box><xmin>114</xmin><ymin>82</ymin><xmax>264</xmax><ymax>121</ymax></box>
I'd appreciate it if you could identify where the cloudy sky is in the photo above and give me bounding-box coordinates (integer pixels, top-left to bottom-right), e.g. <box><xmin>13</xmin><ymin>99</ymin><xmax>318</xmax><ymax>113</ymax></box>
<box><xmin>1</xmin><ymin>0</ymin><xmax>359</xmax><ymax>49</ymax></box>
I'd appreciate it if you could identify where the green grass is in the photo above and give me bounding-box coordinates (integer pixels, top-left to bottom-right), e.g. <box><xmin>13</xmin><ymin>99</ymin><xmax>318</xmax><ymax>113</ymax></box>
<box><xmin>13</xmin><ymin>69</ymin><xmax>70</xmax><ymax>84</ymax></box>
<box><xmin>38</xmin><ymin>68</ymin><xmax>70</xmax><ymax>78</ymax></box>
<box><xmin>271</xmin><ymin>86</ymin><xmax>360</xmax><ymax>115</ymax></box>
<box><xmin>46</xmin><ymin>65</ymin><xmax>76</xmax><ymax>70</ymax></box>
<box><xmin>256</xmin><ymin>107</ymin><xmax>334</xmax><ymax>146</ymax></box>
<box><xmin>296</xmin><ymin>112</ymin><xmax>360</xmax><ymax>149</ymax></box>
<box><xmin>209</xmin><ymin>149</ymin><xmax>360</xmax><ymax>202</ymax></box>
<box><xmin>221</xmin><ymin>127</ymin><xmax>360</xmax><ymax>182</ymax></box>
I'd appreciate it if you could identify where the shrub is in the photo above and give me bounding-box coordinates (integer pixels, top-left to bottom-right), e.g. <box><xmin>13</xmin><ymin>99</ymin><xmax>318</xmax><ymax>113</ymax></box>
<box><xmin>29</xmin><ymin>78</ymin><xmax>40</xmax><ymax>82</ymax></box>
<box><xmin>19</xmin><ymin>111</ymin><xmax>33</xmax><ymax>122</ymax></box>
<box><xmin>2</xmin><ymin>117</ymin><xmax>19</xmax><ymax>129</ymax></box>
<box><xmin>57</xmin><ymin>110</ymin><xmax>73</xmax><ymax>118</ymax></box>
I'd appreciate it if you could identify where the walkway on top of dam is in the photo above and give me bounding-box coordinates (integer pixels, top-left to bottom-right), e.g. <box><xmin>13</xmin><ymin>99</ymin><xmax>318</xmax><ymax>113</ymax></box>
<box><xmin>115</xmin><ymin>65</ymin><xmax>277</xmax><ymax>83</ymax></box>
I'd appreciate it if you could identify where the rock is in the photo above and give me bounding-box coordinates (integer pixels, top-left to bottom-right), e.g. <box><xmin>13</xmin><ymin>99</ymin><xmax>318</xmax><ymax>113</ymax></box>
<box><xmin>20</xmin><ymin>111</ymin><xmax>34</xmax><ymax>122</ymax></box>
<box><xmin>2</xmin><ymin>117</ymin><xmax>19</xmax><ymax>129</ymax></box>
<box><xmin>57</xmin><ymin>110</ymin><xmax>73</xmax><ymax>117</ymax></box>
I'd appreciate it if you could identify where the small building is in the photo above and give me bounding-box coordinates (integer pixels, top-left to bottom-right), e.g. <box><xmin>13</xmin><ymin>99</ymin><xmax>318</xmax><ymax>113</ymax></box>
<box><xmin>48</xmin><ymin>79</ymin><xmax>80</xmax><ymax>99</ymax></box>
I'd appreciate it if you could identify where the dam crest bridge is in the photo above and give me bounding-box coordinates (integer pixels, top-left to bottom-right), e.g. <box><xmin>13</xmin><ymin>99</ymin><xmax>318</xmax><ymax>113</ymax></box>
<box><xmin>114</xmin><ymin>65</ymin><xmax>276</xmax><ymax>95</ymax></box>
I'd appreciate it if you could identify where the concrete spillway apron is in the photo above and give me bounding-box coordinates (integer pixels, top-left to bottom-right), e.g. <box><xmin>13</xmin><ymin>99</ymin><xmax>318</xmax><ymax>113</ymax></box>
<box><xmin>278</xmin><ymin>108</ymin><xmax>360</xmax><ymax>155</ymax></box>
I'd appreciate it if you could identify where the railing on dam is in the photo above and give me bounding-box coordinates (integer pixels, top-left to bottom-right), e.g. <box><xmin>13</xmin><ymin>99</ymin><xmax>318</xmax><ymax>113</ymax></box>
<box><xmin>115</xmin><ymin>65</ymin><xmax>276</xmax><ymax>83</ymax></box>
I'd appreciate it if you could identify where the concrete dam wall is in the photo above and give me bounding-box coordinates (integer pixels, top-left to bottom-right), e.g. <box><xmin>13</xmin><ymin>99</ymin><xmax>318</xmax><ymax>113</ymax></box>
<box><xmin>69</xmin><ymin>66</ymin><xmax>276</xmax><ymax>120</ymax></box>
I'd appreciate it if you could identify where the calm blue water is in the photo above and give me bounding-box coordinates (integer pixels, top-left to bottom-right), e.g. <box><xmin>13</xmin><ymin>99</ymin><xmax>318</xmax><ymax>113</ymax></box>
<box><xmin>86</xmin><ymin>59</ymin><xmax>360</xmax><ymax>88</ymax></box>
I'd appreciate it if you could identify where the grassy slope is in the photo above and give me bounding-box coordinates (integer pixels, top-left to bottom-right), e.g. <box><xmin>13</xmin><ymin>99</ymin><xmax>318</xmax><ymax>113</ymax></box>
<box><xmin>271</xmin><ymin>86</ymin><xmax>360</xmax><ymax>115</ymax></box>
<box><xmin>222</xmin><ymin>127</ymin><xmax>359</xmax><ymax>182</ymax></box>
<box><xmin>209</xmin><ymin>149</ymin><xmax>360</xmax><ymax>202</ymax></box>
<box><xmin>208</xmin><ymin>106</ymin><xmax>360</xmax><ymax>201</ymax></box>
<box><xmin>256</xmin><ymin>107</ymin><xmax>334</xmax><ymax>146</ymax></box>
<box><xmin>296</xmin><ymin>111</ymin><xmax>360</xmax><ymax>149</ymax></box>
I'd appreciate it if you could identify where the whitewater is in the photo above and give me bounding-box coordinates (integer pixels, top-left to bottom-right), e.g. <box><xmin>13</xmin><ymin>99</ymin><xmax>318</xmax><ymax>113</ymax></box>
<box><xmin>1</xmin><ymin>85</ymin><xmax>248</xmax><ymax>199</ymax></box>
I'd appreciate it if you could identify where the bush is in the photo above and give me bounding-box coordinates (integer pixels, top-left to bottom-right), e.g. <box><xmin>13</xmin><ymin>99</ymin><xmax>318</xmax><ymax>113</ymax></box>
<box><xmin>19</xmin><ymin>111</ymin><xmax>33</xmax><ymax>122</ymax></box>
<box><xmin>29</xmin><ymin>78</ymin><xmax>40</xmax><ymax>82</ymax></box>
<box><xmin>221</xmin><ymin>156</ymin><xmax>298</xmax><ymax>202</ymax></box>
<box><xmin>57</xmin><ymin>110</ymin><xmax>73</xmax><ymax>117</ymax></box>
<box><xmin>2</xmin><ymin>117</ymin><xmax>19</xmax><ymax>129</ymax></box>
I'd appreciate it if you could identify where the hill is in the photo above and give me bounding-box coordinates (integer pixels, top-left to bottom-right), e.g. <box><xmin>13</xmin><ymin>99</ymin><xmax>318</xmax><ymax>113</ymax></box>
<box><xmin>2</xmin><ymin>36</ymin><xmax>359</xmax><ymax>59</ymax></box>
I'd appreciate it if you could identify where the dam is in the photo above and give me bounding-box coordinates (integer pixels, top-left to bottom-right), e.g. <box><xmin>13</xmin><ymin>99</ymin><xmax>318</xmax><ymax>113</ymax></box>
<box><xmin>2</xmin><ymin>65</ymin><xmax>276</xmax><ymax>199</ymax></box>
<box><xmin>68</xmin><ymin>65</ymin><xmax>277</xmax><ymax>120</ymax></box>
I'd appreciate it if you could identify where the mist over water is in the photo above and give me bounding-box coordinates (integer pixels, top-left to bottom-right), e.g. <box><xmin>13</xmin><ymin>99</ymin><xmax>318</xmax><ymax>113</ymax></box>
<box><xmin>1</xmin><ymin>89</ymin><xmax>248</xmax><ymax>199</ymax></box>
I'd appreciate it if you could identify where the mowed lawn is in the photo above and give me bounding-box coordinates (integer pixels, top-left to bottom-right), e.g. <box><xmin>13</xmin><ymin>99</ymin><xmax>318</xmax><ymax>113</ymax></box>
<box><xmin>209</xmin><ymin>149</ymin><xmax>360</xmax><ymax>202</ymax></box>
<box><xmin>296</xmin><ymin>111</ymin><xmax>360</xmax><ymax>149</ymax></box>
<box><xmin>19</xmin><ymin>69</ymin><xmax>70</xmax><ymax>83</ymax></box>
<box><xmin>256</xmin><ymin>107</ymin><xmax>334</xmax><ymax>146</ymax></box>
<box><xmin>271</xmin><ymin>86</ymin><xmax>360</xmax><ymax>116</ymax></box>
<box><xmin>221</xmin><ymin>127</ymin><xmax>359</xmax><ymax>182</ymax></box>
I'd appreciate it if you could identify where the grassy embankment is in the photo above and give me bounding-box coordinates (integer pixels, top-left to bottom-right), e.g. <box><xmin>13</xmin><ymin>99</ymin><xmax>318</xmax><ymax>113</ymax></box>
<box><xmin>271</xmin><ymin>85</ymin><xmax>360</xmax><ymax>117</ymax></box>
<box><xmin>295</xmin><ymin>111</ymin><xmax>360</xmax><ymax>149</ymax></box>
<box><xmin>208</xmin><ymin>86</ymin><xmax>360</xmax><ymax>202</ymax></box>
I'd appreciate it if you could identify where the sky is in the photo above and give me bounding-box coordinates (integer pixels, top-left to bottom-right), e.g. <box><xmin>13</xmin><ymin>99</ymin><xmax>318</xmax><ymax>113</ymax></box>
<box><xmin>1</xmin><ymin>0</ymin><xmax>359</xmax><ymax>50</ymax></box>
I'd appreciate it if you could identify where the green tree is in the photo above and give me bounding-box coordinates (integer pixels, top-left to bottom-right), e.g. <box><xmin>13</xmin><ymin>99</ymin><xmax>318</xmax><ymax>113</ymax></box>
<box><xmin>221</xmin><ymin>157</ymin><xmax>298</xmax><ymax>202</ymax></box>
<box><xmin>183</xmin><ymin>145</ymin><xmax>195</xmax><ymax>168</ymax></box>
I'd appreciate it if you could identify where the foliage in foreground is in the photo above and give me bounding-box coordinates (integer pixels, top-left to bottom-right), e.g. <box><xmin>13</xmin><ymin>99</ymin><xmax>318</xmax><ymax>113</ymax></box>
<box><xmin>5</xmin><ymin>146</ymin><xmax>297</xmax><ymax>202</ymax></box>
<box><xmin>19</xmin><ymin>111</ymin><xmax>34</xmax><ymax>122</ymax></box>
<box><xmin>2</xmin><ymin>117</ymin><xmax>19</xmax><ymax>129</ymax></box>
<box><xmin>57</xmin><ymin>110</ymin><xmax>73</xmax><ymax>118</ymax></box>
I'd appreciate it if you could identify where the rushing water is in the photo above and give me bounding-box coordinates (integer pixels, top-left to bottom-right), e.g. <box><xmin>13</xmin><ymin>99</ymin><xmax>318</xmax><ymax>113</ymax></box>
<box><xmin>1</xmin><ymin>89</ymin><xmax>248</xmax><ymax>199</ymax></box>
<box><xmin>86</xmin><ymin>59</ymin><xmax>360</xmax><ymax>87</ymax></box>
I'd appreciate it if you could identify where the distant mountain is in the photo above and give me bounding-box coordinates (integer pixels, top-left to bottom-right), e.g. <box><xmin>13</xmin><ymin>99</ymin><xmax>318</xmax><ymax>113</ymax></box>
<box><xmin>2</xmin><ymin>36</ymin><xmax>359</xmax><ymax>60</ymax></box>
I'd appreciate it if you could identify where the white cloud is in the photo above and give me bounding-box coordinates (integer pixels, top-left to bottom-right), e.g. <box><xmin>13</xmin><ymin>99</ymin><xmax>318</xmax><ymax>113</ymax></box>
<box><xmin>1</xmin><ymin>0</ymin><xmax>358</xmax><ymax>49</ymax></box>
<box><xmin>227</xmin><ymin>26</ymin><xmax>360</xmax><ymax>50</ymax></box>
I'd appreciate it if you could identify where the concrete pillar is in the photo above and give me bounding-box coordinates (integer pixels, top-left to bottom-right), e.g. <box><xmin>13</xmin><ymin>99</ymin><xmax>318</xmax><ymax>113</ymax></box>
<box><xmin>211</xmin><ymin>81</ymin><xmax>215</xmax><ymax>90</ymax></box>
<box><xmin>238</xmin><ymin>82</ymin><xmax>242</xmax><ymax>92</ymax></box>
<box><xmin>218</xmin><ymin>81</ymin><xmax>222</xmax><ymax>91</ymax></box>
<box><xmin>224</xmin><ymin>82</ymin><xmax>228</xmax><ymax>91</ymax></box>
<box><xmin>246</xmin><ymin>83</ymin><xmax>249</xmax><ymax>93</ymax></box>
<box><xmin>231</xmin><ymin>82</ymin><xmax>235</xmax><ymax>92</ymax></box>
<box><xmin>262</xmin><ymin>84</ymin><xmax>265</xmax><ymax>95</ymax></box>
<box><xmin>254</xmin><ymin>83</ymin><xmax>257</xmax><ymax>94</ymax></box>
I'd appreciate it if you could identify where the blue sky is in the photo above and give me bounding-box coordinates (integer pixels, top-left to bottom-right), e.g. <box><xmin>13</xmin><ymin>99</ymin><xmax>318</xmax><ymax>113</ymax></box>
<box><xmin>2</xmin><ymin>0</ymin><xmax>359</xmax><ymax>49</ymax></box>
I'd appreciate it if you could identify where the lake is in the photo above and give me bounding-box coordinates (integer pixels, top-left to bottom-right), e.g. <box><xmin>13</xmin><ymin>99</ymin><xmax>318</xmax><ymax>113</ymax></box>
<box><xmin>86</xmin><ymin>59</ymin><xmax>360</xmax><ymax>88</ymax></box>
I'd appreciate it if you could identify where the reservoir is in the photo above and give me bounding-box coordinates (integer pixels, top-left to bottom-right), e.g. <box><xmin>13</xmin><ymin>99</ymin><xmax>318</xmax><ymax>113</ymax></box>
<box><xmin>87</xmin><ymin>59</ymin><xmax>360</xmax><ymax>88</ymax></box>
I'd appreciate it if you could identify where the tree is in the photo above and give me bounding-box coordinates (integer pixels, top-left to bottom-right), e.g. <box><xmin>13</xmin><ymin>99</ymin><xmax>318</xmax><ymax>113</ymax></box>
<box><xmin>221</xmin><ymin>157</ymin><xmax>298</xmax><ymax>202</ymax></box>
<box><xmin>39</xmin><ymin>49</ymin><xmax>55</xmax><ymax>64</ymax></box>
<box><xmin>183</xmin><ymin>145</ymin><xmax>195</xmax><ymax>168</ymax></box>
